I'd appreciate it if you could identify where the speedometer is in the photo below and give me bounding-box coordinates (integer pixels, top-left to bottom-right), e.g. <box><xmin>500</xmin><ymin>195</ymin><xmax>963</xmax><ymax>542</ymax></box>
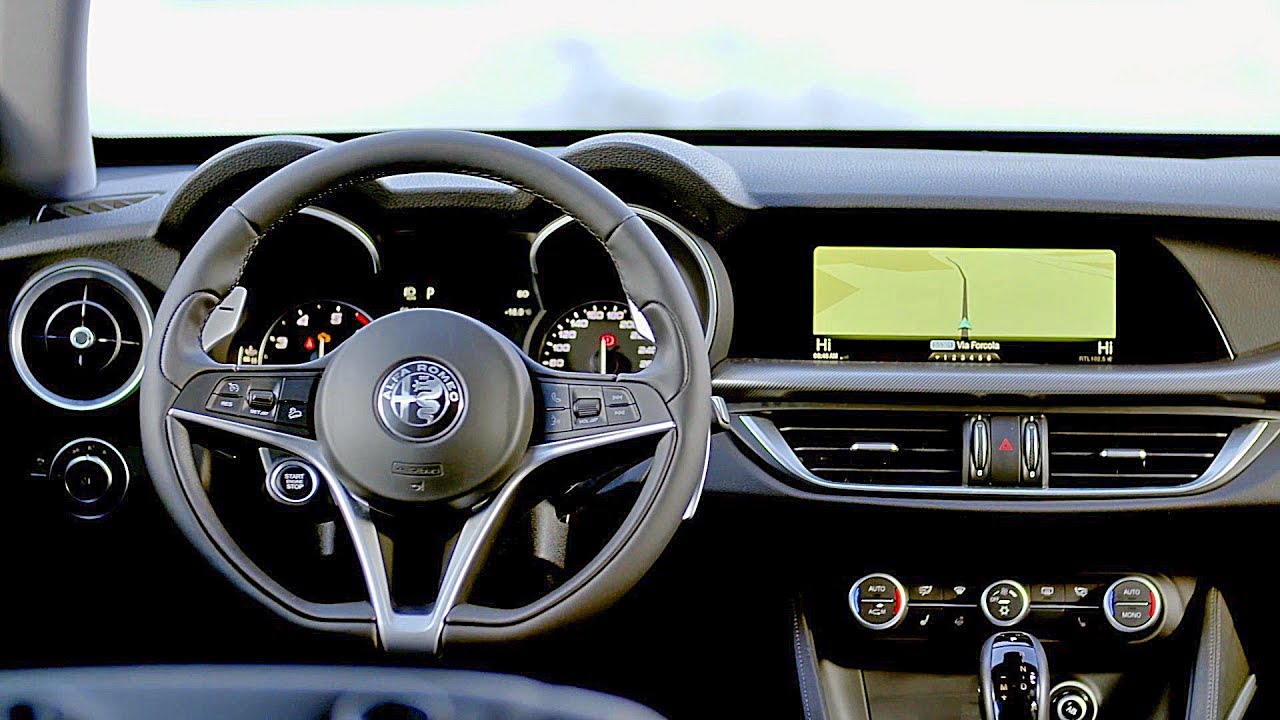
<box><xmin>258</xmin><ymin>301</ymin><xmax>372</xmax><ymax>364</ymax></box>
<box><xmin>538</xmin><ymin>301</ymin><xmax>656</xmax><ymax>374</ymax></box>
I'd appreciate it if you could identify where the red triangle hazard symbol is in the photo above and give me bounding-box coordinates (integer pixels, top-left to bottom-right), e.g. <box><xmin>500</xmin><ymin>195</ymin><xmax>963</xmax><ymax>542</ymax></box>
<box><xmin>998</xmin><ymin>437</ymin><xmax>1014</xmax><ymax>452</ymax></box>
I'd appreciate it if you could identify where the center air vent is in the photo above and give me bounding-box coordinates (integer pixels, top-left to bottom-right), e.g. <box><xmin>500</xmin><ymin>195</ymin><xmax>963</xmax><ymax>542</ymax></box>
<box><xmin>9</xmin><ymin>261</ymin><xmax>153</xmax><ymax>410</ymax></box>
<box><xmin>1047</xmin><ymin>414</ymin><xmax>1243</xmax><ymax>489</ymax></box>
<box><xmin>764</xmin><ymin>410</ymin><xmax>963</xmax><ymax>487</ymax></box>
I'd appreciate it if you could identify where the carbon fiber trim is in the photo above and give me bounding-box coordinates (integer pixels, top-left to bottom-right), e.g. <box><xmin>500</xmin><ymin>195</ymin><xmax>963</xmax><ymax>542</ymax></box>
<box><xmin>712</xmin><ymin>357</ymin><xmax>1280</xmax><ymax>400</ymax></box>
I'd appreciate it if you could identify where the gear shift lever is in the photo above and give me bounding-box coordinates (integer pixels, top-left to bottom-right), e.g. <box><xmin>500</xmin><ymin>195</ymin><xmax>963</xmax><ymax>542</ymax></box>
<box><xmin>979</xmin><ymin>631</ymin><xmax>1050</xmax><ymax>720</ymax></box>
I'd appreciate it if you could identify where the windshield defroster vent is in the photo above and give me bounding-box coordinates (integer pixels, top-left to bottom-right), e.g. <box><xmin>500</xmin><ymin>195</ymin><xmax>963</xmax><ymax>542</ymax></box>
<box><xmin>764</xmin><ymin>410</ymin><xmax>963</xmax><ymax>487</ymax></box>
<box><xmin>35</xmin><ymin>192</ymin><xmax>160</xmax><ymax>222</ymax></box>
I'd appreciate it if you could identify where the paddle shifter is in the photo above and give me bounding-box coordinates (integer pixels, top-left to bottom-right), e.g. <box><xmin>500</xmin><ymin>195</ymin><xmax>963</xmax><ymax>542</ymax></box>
<box><xmin>979</xmin><ymin>631</ymin><xmax>1050</xmax><ymax>720</ymax></box>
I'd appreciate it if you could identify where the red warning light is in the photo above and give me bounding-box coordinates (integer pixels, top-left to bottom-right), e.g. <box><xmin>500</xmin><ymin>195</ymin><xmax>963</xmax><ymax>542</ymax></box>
<box><xmin>601</xmin><ymin>333</ymin><xmax>618</xmax><ymax>349</ymax></box>
<box><xmin>303</xmin><ymin>336</ymin><xmax>316</xmax><ymax>352</ymax></box>
<box><xmin>355</xmin><ymin>313</ymin><xmax>371</xmax><ymax>326</ymax></box>
<box><xmin>998</xmin><ymin>437</ymin><xmax>1014</xmax><ymax>452</ymax></box>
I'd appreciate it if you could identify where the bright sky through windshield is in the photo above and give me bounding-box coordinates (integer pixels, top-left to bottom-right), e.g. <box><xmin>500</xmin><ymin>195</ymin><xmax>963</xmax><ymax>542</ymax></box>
<box><xmin>89</xmin><ymin>0</ymin><xmax>1280</xmax><ymax>136</ymax></box>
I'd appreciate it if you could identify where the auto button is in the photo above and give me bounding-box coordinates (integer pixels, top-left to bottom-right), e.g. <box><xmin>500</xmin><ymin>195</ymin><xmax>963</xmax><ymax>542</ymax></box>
<box><xmin>848</xmin><ymin>573</ymin><xmax>908</xmax><ymax>630</ymax></box>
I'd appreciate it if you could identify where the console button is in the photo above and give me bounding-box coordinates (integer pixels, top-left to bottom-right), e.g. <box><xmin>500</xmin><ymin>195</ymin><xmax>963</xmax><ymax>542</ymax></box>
<box><xmin>849</xmin><ymin>574</ymin><xmax>907</xmax><ymax>630</ymax></box>
<box><xmin>1063</xmin><ymin>583</ymin><xmax>1100</xmax><ymax>603</ymax></box>
<box><xmin>945</xmin><ymin>583</ymin><xmax>974</xmax><ymax>602</ymax></box>
<box><xmin>988</xmin><ymin>416</ymin><xmax>1023</xmax><ymax>485</ymax></box>
<box><xmin>909</xmin><ymin>583</ymin><xmax>944</xmax><ymax>602</ymax></box>
<box><xmin>982</xmin><ymin>580</ymin><xmax>1031</xmax><ymax>627</ymax></box>
<box><xmin>1032</xmin><ymin>583</ymin><xmax>1063</xmax><ymax>603</ymax></box>
<box><xmin>1050</xmin><ymin>682</ymin><xmax>1098</xmax><ymax>720</ymax></box>
<box><xmin>1103</xmin><ymin>576</ymin><xmax>1162</xmax><ymax>634</ymax></box>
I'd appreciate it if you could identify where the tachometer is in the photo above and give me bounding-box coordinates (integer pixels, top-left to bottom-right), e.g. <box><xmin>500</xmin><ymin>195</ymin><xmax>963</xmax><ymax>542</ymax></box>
<box><xmin>257</xmin><ymin>301</ymin><xmax>372</xmax><ymax>364</ymax></box>
<box><xmin>538</xmin><ymin>301</ymin><xmax>656</xmax><ymax>374</ymax></box>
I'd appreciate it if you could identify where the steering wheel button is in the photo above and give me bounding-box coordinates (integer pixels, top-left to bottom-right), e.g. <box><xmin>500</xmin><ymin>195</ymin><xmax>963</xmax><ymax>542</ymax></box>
<box><xmin>280</xmin><ymin>377</ymin><xmax>315</xmax><ymax>403</ymax></box>
<box><xmin>216</xmin><ymin>378</ymin><xmax>246</xmax><ymax>397</ymax></box>
<box><xmin>602</xmin><ymin>386</ymin><xmax>635</xmax><ymax>407</ymax></box>
<box><xmin>605</xmin><ymin>404</ymin><xmax>640</xmax><ymax>426</ymax></box>
<box><xmin>207</xmin><ymin>395</ymin><xmax>240</xmax><ymax>414</ymax></box>
<box><xmin>278</xmin><ymin>401</ymin><xmax>310</xmax><ymax>428</ymax></box>
<box><xmin>544</xmin><ymin>409</ymin><xmax>571</xmax><ymax>434</ymax></box>
<box><xmin>248</xmin><ymin>389</ymin><xmax>277</xmax><ymax>410</ymax></box>
<box><xmin>573</xmin><ymin>397</ymin><xmax>603</xmax><ymax>418</ymax></box>
<box><xmin>540</xmin><ymin>383</ymin><xmax>569</xmax><ymax>410</ymax></box>
<box><xmin>571</xmin><ymin>413</ymin><xmax>607</xmax><ymax>430</ymax></box>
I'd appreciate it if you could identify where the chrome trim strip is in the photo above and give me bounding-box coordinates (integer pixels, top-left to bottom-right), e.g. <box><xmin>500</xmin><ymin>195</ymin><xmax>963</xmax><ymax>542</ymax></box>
<box><xmin>9</xmin><ymin>261</ymin><xmax>153</xmax><ymax>411</ymax></box>
<box><xmin>298</xmin><ymin>206</ymin><xmax>381</xmax><ymax>274</ymax></box>
<box><xmin>738</xmin><ymin>414</ymin><xmax>1271</xmax><ymax>499</ymax></box>
<box><xmin>168</xmin><ymin>407</ymin><xmax>673</xmax><ymax>653</ymax></box>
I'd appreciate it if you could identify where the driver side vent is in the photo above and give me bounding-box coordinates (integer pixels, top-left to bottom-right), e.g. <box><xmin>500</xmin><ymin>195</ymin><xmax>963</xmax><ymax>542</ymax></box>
<box><xmin>767</xmin><ymin>410</ymin><xmax>962</xmax><ymax>487</ymax></box>
<box><xmin>1047</xmin><ymin>414</ymin><xmax>1240</xmax><ymax>489</ymax></box>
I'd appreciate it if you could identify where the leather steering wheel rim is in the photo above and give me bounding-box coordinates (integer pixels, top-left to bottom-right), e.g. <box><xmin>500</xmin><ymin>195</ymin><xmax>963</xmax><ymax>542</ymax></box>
<box><xmin>140</xmin><ymin>130</ymin><xmax>712</xmax><ymax>652</ymax></box>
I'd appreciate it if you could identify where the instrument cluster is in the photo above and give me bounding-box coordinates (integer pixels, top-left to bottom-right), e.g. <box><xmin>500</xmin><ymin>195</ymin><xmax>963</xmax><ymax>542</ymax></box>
<box><xmin>228</xmin><ymin>206</ymin><xmax>713</xmax><ymax>375</ymax></box>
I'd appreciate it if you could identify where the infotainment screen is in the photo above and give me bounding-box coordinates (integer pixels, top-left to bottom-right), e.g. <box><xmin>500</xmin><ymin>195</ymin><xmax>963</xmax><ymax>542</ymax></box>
<box><xmin>812</xmin><ymin>246</ymin><xmax>1117</xmax><ymax>363</ymax></box>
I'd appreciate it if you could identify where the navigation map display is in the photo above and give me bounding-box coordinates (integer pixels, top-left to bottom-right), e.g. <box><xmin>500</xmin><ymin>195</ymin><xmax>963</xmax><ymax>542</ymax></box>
<box><xmin>812</xmin><ymin>247</ymin><xmax>1118</xmax><ymax>363</ymax></box>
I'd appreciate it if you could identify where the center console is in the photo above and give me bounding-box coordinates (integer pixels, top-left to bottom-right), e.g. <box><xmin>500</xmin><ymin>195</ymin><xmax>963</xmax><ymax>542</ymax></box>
<box><xmin>795</xmin><ymin>572</ymin><xmax>1254</xmax><ymax>720</ymax></box>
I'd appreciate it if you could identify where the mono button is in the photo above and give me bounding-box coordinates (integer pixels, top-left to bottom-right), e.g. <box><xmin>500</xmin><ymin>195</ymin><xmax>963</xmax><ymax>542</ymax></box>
<box><xmin>1103</xmin><ymin>575</ymin><xmax>1162</xmax><ymax>634</ymax></box>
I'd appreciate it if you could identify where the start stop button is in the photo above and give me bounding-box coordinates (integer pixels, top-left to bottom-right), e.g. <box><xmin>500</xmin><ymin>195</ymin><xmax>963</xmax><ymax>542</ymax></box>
<box><xmin>267</xmin><ymin>459</ymin><xmax>320</xmax><ymax>505</ymax></box>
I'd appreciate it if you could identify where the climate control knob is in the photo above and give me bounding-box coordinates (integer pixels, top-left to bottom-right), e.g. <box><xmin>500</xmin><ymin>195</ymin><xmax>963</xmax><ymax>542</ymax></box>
<box><xmin>848</xmin><ymin>573</ymin><xmax>908</xmax><ymax>630</ymax></box>
<box><xmin>1103</xmin><ymin>575</ymin><xmax>1162</xmax><ymax>634</ymax></box>
<box><xmin>981</xmin><ymin>579</ymin><xmax>1031</xmax><ymax>627</ymax></box>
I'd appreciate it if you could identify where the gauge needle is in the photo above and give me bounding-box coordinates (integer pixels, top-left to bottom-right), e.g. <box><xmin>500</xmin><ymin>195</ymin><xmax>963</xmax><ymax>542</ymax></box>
<box><xmin>599</xmin><ymin>335</ymin><xmax>608</xmax><ymax>375</ymax></box>
<box><xmin>318</xmin><ymin>335</ymin><xmax>326</xmax><ymax>358</ymax></box>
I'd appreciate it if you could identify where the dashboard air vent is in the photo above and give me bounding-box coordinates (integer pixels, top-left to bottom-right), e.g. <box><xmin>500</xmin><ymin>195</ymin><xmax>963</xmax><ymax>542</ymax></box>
<box><xmin>1047</xmin><ymin>414</ymin><xmax>1241</xmax><ymax>489</ymax></box>
<box><xmin>8</xmin><ymin>261</ymin><xmax>153</xmax><ymax>410</ymax></box>
<box><xmin>766</xmin><ymin>410</ymin><xmax>963</xmax><ymax>487</ymax></box>
<box><xmin>35</xmin><ymin>192</ymin><xmax>159</xmax><ymax>222</ymax></box>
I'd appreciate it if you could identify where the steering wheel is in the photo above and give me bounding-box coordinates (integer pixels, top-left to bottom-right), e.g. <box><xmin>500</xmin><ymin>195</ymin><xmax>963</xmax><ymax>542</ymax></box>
<box><xmin>140</xmin><ymin>131</ymin><xmax>711</xmax><ymax>653</ymax></box>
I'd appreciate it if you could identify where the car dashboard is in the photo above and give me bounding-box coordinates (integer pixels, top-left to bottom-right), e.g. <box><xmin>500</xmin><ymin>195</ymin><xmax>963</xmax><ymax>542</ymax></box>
<box><xmin>5</xmin><ymin>133</ymin><xmax>1280</xmax><ymax>719</ymax></box>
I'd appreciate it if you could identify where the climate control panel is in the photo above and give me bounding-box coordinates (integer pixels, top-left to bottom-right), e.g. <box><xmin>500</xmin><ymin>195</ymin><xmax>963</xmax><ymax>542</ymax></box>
<box><xmin>846</xmin><ymin>573</ymin><xmax>1176</xmax><ymax>642</ymax></box>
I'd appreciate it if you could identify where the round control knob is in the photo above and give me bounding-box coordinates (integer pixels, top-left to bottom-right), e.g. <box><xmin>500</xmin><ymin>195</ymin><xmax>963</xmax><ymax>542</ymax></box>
<box><xmin>1103</xmin><ymin>575</ymin><xmax>1162</xmax><ymax>634</ymax></box>
<box><xmin>848</xmin><ymin>573</ymin><xmax>908</xmax><ymax>630</ymax></box>
<box><xmin>981</xmin><ymin>579</ymin><xmax>1031</xmax><ymax>627</ymax></box>
<box><xmin>1049</xmin><ymin>681</ymin><xmax>1098</xmax><ymax>720</ymax></box>
<box><xmin>48</xmin><ymin>437</ymin><xmax>129</xmax><ymax>519</ymax></box>
<box><xmin>64</xmin><ymin>454</ymin><xmax>113</xmax><ymax>502</ymax></box>
<box><xmin>267</xmin><ymin>459</ymin><xmax>320</xmax><ymax>506</ymax></box>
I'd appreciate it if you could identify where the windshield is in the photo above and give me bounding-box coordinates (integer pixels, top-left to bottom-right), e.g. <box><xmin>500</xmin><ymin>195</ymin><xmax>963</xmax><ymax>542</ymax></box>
<box><xmin>89</xmin><ymin>0</ymin><xmax>1280</xmax><ymax>137</ymax></box>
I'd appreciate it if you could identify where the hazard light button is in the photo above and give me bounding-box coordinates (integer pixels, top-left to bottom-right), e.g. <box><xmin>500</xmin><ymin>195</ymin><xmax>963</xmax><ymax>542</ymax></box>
<box><xmin>988</xmin><ymin>415</ymin><xmax>1022</xmax><ymax>485</ymax></box>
